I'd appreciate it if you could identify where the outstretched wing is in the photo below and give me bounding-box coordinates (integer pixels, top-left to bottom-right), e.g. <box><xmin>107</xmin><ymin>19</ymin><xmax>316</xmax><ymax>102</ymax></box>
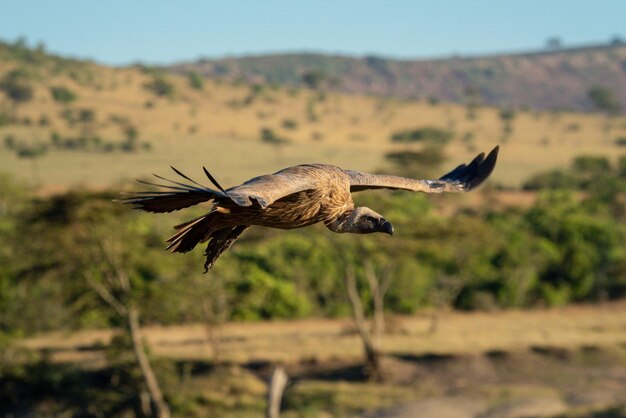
<box><xmin>120</xmin><ymin>164</ymin><xmax>334</xmax><ymax>212</ymax></box>
<box><xmin>225</xmin><ymin>164</ymin><xmax>334</xmax><ymax>209</ymax></box>
<box><xmin>347</xmin><ymin>146</ymin><xmax>499</xmax><ymax>193</ymax></box>
<box><xmin>118</xmin><ymin>166</ymin><xmax>228</xmax><ymax>213</ymax></box>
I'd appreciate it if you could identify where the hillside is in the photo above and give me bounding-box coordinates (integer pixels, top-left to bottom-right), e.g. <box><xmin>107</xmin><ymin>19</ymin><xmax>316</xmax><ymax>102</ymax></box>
<box><xmin>169</xmin><ymin>43</ymin><xmax>626</xmax><ymax>113</ymax></box>
<box><xmin>1</xmin><ymin>39</ymin><xmax>626</xmax><ymax>192</ymax></box>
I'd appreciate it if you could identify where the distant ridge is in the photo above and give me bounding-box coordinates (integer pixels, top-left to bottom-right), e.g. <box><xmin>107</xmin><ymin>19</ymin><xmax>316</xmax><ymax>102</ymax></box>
<box><xmin>169</xmin><ymin>42</ymin><xmax>626</xmax><ymax>113</ymax></box>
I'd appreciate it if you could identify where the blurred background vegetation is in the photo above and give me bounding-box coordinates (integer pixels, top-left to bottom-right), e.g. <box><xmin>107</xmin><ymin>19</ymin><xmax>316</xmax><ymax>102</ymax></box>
<box><xmin>1</xmin><ymin>35</ymin><xmax>626</xmax><ymax>417</ymax></box>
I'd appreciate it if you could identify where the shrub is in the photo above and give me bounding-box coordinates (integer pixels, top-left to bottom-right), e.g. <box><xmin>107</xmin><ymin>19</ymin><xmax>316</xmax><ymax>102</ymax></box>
<box><xmin>0</xmin><ymin>70</ymin><xmax>34</xmax><ymax>103</ymax></box>
<box><xmin>390</xmin><ymin>127</ymin><xmax>453</xmax><ymax>144</ymax></box>
<box><xmin>588</xmin><ymin>86</ymin><xmax>622</xmax><ymax>114</ymax></box>
<box><xmin>187</xmin><ymin>72</ymin><xmax>204</xmax><ymax>90</ymax></box>
<box><xmin>49</xmin><ymin>86</ymin><xmax>77</xmax><ymax>103</ymax></box>
<box><xmin>124</xmin><ymin>126</ymin><xmax>138</xmax><ymax>142</ymax></box>
<box><xmin>573</xmin><ymin>156</ymin><xmax>610</xmax><ymax>172</ymax></box>
<box><xmin>499</xmin><ymin>108</ymin><xmax>516</xmax><ymax>122</ymax></box>
<box><xmin>385</xmin><ymin>145</ymin><xmax>446</xmax><ymax>178</ymax></box>
<box><xmin>427</xmin><ymin>95</ymin><xmax>439</xmax><ymax>105</ymax></box>
<box><xmin>78</xmin><ymin>109</ymin><xmax>95</xmax><ymax>123</ymax></box>
<box><xmin>281</xmin><ymin>118</ymin><xmax>298</xmax><ymax>130</ymax></box>
<box><xmin>615</xmin><ymin>136</ymin><xmax>626</xmax><ymax>146</ymax></box>
<box><xmin>301</xmin><ymin>70</ymin><xmax>326</xmax><ymax>90</ymax></box>
<box><xmin>144</xmin><ymin>77</ymin><xmax>175</xmax><ymax>98</ymax></box>
<box><xmin>3</xmin><ymin>135</ymin><xmax>16</xmax><ymax>149</ymax></box>
<box><xmin>16</xmin><ymin>143</ymin><xmax>48</xmax><ymax>159</ymax></box>
<box><xmin>260</xmin><ymin>128</ymin><xmax>290</xmax><ymax>145</ymax></box>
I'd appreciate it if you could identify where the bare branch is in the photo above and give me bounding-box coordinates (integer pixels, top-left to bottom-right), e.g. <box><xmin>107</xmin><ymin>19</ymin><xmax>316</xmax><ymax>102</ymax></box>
<box><xmin>344</xmin><ymin>262</ymin><xmax>372</xmax><ymax>349</ymax></box>
<box><xmin>379</xmin><ymin>262</ymin><xmax>395</xmax><ymax>297</ymax></box>
<box><xmin>266</xmin><ymin>365</ymin><xmax>288</xmax><ymax>418</ymax></box>
<box><xmin>85</xmin><ymin>272</ymin><xmax>127</xmax><ymax>317</ymax></box>
<box><xmin>363</xmin><ymin>260</ymin><xmax>381</xmax><ymax>337</ymax></box>
<box><xmin>127</xmin><ymin>307</ymin><xmax>171</xmax><ymax>418</ymax></box>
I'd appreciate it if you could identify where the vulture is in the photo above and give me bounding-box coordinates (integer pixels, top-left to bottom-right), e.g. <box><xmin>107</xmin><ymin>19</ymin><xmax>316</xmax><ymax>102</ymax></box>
<box><xmin>121</xmin><ymin>146</ymin><xmax>499</xmax><ymax>272</ymax></box>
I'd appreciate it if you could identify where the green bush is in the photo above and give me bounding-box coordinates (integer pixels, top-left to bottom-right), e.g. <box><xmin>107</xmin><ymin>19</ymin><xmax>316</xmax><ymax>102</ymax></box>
<box><xmin>499</xmin><ymin>108</ymin><xmax>516</xmax><ymax>122</ymax></box>
<box><xmin>188</xmin><ymin>72</ymin><xmax>204</xmax><ymax>90</ymax></box>
<box><xmin>260</xmin><ymin>128</ymin><xmax>290</xmax><ymax>145</ymax></box>
<box><xmin>573</xmin><ymin>155</ymin><xmax>610</xmax><ymax>172</ymax></box>
<box><xmin>50</xmin><ymin>86</ymin><xmax>77</xmax><ymax>103</ymax></box>
<box><xmin>3</xmin><ymin>135</ymin><xmax>16</xmax><ymax>150</ymax></box>
<box><xmin>390</xmin><ymin>127</ymin><xmax>453</xmax><ymax>144</ymax></box>
<box><xmin>301</xmin><ymin>70</ymin><xmax>326</xmax><ymax>90</ymax></box>
<box><xmin>523</xmin><ymin>154</ymin><xmax>626</xmax><ymax>196</ymax></box>
<box><xmin>78</xmin><ymin>108</ymin><xmax>95</xmax><ymax>123</ymax></box>
<box><xmin>0</xmin><ymin>70</ymin><xmax>34</xmax><ymax>103</ymax></box>
<box><xmin>281</xmin><ymin>118</ymin><xmax>298</xmax><ymax>130</ymax></box>
<box><xmin>228</xmin><ymin>263</ymin><xmax>311</xmax><ymax>320</ymax></box>
<box><xmin>385</xmin><ymin>145</ymin><xmax>446</xmax><ymax>177</ymax></box>
<box><xmin>588</xmin><ymin>86</ymin><xmax>622</xmax><ymax>114</ymax></box>
<box><xmin>144</xmin><ymin>76</ymin><xmax>175</xmax><ymax>98</ymax></box>
<box><xmin>16</xmin><ymin>143</ymin><xmax>48</xmax><ymax>159</ymax></box>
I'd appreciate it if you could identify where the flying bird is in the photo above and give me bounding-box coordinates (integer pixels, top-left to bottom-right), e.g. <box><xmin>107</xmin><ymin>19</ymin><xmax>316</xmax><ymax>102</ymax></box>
<box><xmin>121</xmin><ymin>146</ymin><xmax>499</xmax><ymax>272</ymax></box>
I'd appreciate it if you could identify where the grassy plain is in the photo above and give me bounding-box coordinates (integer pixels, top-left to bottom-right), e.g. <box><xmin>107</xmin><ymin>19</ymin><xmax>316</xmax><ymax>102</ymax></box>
<box><xmin>1</xmin><ymin>60</ymin><xmax>626</xmax><ymax>192</ymax></box>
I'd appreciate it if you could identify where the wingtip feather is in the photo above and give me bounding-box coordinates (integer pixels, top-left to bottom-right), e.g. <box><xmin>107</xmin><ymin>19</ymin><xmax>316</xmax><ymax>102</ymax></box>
<box><xmin>466</xmin><ymin>145</ymin><xmax>499</xmax><ymax>190</ymax></box>
<box><xmin>203</xmin><ymin>166</ymin><xmax>227</xmax><ymax>194</ymax></box>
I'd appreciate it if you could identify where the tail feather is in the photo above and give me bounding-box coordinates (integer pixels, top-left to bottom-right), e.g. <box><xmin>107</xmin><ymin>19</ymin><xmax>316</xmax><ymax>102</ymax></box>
<box><xmin>203</xmin><ymin>225</ymin><xmax>249</xmax><ymax>272</ymax></box>
<box><xmin>166</xmin><ymin>210</ymin><xmax>249</xmax><ymax>271</ymax></box>
<box><xmin>118</xmin><ymin>167</ymin><xmax>226</xmax><ymax>213</ymax></box>
<box><xmin>166</xmin><ymin>211</ymin><xmax>217</xmax><ymax>253</ymax></box>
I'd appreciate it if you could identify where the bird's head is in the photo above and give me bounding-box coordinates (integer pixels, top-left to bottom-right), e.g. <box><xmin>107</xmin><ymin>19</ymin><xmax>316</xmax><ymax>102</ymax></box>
<box><xmin>327</xmin><ymin>207</ymin><xmax>394</xmax><ymax>235</ymax></box>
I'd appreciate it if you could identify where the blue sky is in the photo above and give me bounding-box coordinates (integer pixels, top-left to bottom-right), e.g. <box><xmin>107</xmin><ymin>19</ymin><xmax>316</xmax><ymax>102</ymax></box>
<box><xmin>1</xmin><ymin>1</ymin><xmax>624</xmax><ymax>65</ymax></box>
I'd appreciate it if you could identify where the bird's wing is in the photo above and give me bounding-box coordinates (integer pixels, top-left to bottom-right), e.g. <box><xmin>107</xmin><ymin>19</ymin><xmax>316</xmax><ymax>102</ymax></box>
<box><xmin>118</xmin><ymin>166</ymin><xmax>227</xmax><ymax>213</ymax></box>
<box><xmin>347</xmin><ymin>146</ymin><xmax>499</xmax><ymax>193</ymax></box>
<box><xmin>225</xmin><ymin>164</ymin><xmax>329</xmax><ymax>209</ymax></box>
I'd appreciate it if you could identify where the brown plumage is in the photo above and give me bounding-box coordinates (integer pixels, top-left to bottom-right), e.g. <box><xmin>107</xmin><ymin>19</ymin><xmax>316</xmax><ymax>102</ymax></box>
<box><xmin>120</xmin><ymin>146</ymin><xmax>499</xmax><ymax>271</ymax></box>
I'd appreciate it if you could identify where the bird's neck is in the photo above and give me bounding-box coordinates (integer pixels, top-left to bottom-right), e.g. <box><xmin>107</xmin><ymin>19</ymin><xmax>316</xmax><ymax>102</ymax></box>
<box><xmin>325</xmin><ymin>210</ymin><xmax>356</xmax><ymax>233</ymax></box>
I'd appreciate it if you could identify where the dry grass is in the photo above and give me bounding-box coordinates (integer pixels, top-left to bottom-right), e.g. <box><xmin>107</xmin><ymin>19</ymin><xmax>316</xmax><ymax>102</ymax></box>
<box><xmin>2</xmin><ymin>61</ymin><xmax>626</xmax><ymax>192</ymax></box>
<box><xmin>20</xmin><ymin>301</ymin><xmax>626</xmax><ymax>368</ymax></box>
<box><xmin>17</xmin><ymin>303</ymin><xmax>626</xmax><ymax>416</ymax></box>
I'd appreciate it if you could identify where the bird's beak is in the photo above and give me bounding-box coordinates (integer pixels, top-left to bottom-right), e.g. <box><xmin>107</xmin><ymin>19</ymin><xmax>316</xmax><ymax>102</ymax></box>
<box><xmin>380</xmin><ymin>220</ymin><xmax>394</xmax><ymax>236</ymax></box>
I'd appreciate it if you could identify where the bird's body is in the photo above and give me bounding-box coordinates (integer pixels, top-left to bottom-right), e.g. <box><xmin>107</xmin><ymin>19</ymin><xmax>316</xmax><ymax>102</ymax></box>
<box><xmin>121</xmin><ymin>147</ymin><xmax>499</xmax><ymax>271</ymax></box>
<box><xmin>225</xmin><ymin>164</ymin><xmax>354</xmax><ymax>230</ymax></box>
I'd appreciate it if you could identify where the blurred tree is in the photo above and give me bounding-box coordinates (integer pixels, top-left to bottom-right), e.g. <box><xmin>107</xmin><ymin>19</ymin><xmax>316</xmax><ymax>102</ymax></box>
<box><xmin>144</xmin><ymin>77</ymin><xmax>175</xmax><ymax>98</ymax></box>
<box><xmin>390</xmin><ymin>127</ymin><xmax>453</xmax><ymax>144</ymax></box>
<box><xmin>340</xmin><ymin>245</ymin><xmax>394</xmax><ymax>381</ymax></box>
<box><xmin>187</xmin><ymin>72</ymin><xmax>204</xmax><ymax>90</ymax></box>
<box><xmin>50</xmin><ymin>86</ymin><xmax>77</xmax><ymax>103</ymax></box>
<box><xmin>0</xmin><ymin>69</ymin><xmax>34</xmax><ymax>104</ymax></box>
<box><xmin>12</xmin><ymin>193</ymin><xmax>173</xmax><ymax>417</ymax></box>
<box><xmin>588</xmin><ymin>86</ymin><xmax>622</xmax><ymax>114</ymax></box>
<box><xmin>545</xmin><ymin>36</ymin><xmax>562</xmax><ymax>50</ymax></box>
<box><xmin>525</xmin><ymin>191</ymin><xmax>623</xmax><ymax>303</ymax></box>
<box><xmin>385</xmin><ymin>145</ymin><xmax>446</xmax><ymax>178</ymax></box>
<box><xmin>301</xmin><ymin>70</ymin><xmax>326</xmax><ymax>90</ymax></box>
